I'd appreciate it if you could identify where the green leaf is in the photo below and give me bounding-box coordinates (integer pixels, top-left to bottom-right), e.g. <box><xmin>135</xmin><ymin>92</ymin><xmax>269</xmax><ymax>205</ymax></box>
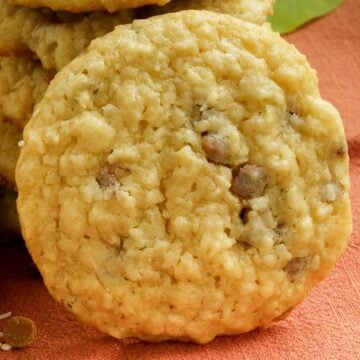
<box><xmin>268</xmin><ymin>0</ymin><xmax>343</xmax><ymax>35</ymax></box>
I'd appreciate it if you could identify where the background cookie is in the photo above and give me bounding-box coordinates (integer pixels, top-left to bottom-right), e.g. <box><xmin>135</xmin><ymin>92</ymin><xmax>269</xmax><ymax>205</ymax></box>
<box><xmin>17</xmin><ymin>11</ymin><xmax>351</xmax><ymax>343</ymax></box>
<box><xmin>0</xmin><ymin>0</ymin><xmax>135</xmax><ymax>71</ymax></box>
<box><xmin>0</xmin><ymin>0</ymin><xmax>274</xmax><ymax>72</ymax></box>
<box><xmin>0</xmin><ymin>56</ymin><xmax>51</xmax><ymax>128</ymax></box>
<box><xmin>140</xmin><ymin>0</ymin><xmax>274</xmax><ymax>25</ymax></box>
<box><xmin>0</xmin><ymin>56</ymin><xmax>51</xmax><ymax>186</ymax></box>
<box><xmin>7</xmin><ymin>0</ymin><xmax>171</xmax><ymax>13</ymax></box>
<box><xmin>0</xmin><ymin>0</ymin><xmax>43</xmax><ymax>56</ymax></box>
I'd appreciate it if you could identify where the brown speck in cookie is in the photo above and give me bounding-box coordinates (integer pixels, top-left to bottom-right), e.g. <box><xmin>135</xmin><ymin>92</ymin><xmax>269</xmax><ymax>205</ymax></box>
<box><xmin>283</xmin><ymin>257</ymin><xmax>307</xmax><ymax>282</ymax></box>
<box><xmin>2</xmin><ymin>316</ymin><xmax>37</xmax><ymax>348</ymax></box>
<box><xmin>202</xmin><ymin>134</ymin><xmax>229</xmax><ymax>164</ymax></box>
<box><xmin>96</xmin><ymin>167</ymin><xmax>118</xmax><ymax>188</ymax></box>
<box><xmin>231</xmin><ymin>165</ymin><xmax>267</xmax><ymax>199</ymax></box>
<box><xmin>336</xmin><ymin>145</ymin><xmax>347</xmax><ymax>158</ymax></box>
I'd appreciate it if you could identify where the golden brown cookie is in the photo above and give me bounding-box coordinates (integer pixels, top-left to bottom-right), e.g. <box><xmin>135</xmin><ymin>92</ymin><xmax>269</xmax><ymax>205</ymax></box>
<box><xmin>17</xmin><ymin>11</ymin><xmax>351</xmax><ymax>343</ymax></box>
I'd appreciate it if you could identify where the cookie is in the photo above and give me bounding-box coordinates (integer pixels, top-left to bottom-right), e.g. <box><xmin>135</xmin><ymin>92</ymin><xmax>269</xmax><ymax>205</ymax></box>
<box><xmin>0</xmin><ymin>57</ymin><xmax>51</xmax><ymax>128</ymax></box>
<box><xmin>0</xmin><ymin>0</ymin><xmax>135</xmax><ymax>71</ymax></box>
<box><xmin>16</xmin><ymin>11</ymin><xmax>352</xmax><ymax>343</ymax></box>
<box><xmin>140</xmin><ymin>0</ymin><xmax>274</xmax><ymax>25</ymax></box>
<box><xmin>7</xmin><ymin>0</ymin><xmax>170</xmax><ymax>13</ymax></box>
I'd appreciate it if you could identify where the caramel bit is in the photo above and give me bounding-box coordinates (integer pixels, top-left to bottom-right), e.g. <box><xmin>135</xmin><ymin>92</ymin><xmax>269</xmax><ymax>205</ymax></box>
<box><xmin>2</xmin><ymin>316</ymin><xmax>37</xmax><ymax>348</ymax></box>
<box><xmin>239</xmin><ymin>207</ymin><xmax>251</xmax><ymax>224</ymax></box>
<box><xmin>283</xmin><ymin>257</ymin><xmax>307</xmax><ymax>281</ymax></box>
<box><xmin>202</xmin><ymin>134</ymin><xmax>229</xmax><ymax>164</ymax></box>
<box><xmin>231</xmin><ymin>165</ymin><xmax>267</xmax><ymax>199</ymax></box>
<box><xmin>96</xmin><ymin>167</ymin><xmax>118</xmax><ymax>188</ymax></box>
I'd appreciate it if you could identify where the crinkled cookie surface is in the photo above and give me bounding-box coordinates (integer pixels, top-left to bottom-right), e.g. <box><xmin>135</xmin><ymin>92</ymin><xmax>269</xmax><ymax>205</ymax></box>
<box><xmin>17</xmin><ymin>11</ymin><xmax>352</xmax><ymax>343</ymax></box>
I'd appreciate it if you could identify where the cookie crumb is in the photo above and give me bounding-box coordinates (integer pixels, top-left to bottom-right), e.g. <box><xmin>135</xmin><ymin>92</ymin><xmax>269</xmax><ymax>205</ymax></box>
<box><xmin>2</xmin><ymin>316</ymin><xmax>37</xmax><ymax>348</ymax></box>
<box><xmin>202</xmin><ymin>134</ymin><xmax>229</xmax><ymax>164</ymax></box>
<box><xmin>231</xmin><ymin>165</ymin><xmax>267</xmax><ymax>199</ymax></box>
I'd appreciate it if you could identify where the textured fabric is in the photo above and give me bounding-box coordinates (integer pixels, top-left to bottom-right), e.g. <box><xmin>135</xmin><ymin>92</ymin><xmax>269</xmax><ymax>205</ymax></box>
<box><xmin>1</xmin><ymin>0</ymin><xmax>359</xmax><ymax>358</ymax></box>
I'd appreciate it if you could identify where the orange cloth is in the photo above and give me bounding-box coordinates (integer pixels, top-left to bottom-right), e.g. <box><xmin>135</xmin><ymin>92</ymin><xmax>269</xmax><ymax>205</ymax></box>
<box><xmin>1</xmin><ymin>0</ymin><xmax>359</xmax><ymax>358</ymax></box>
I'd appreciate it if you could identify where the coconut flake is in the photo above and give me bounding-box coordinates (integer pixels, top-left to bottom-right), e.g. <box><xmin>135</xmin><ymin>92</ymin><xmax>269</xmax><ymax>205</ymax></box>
<box><xmin>0</xmin><ymin>312</ymin><xmax>11</xmax><ymax>321</ymax></box>
<box><xmin>1</xmin><ymin>343</ymin><xmax>12</xmax><ymax>351</ymax></box>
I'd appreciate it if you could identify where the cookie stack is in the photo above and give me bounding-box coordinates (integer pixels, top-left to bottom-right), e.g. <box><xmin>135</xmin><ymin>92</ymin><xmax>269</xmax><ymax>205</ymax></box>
<box><xmin>1</xmin><ymin>0</ymin><xmax>352</xmax><ymax>344</ymax></box>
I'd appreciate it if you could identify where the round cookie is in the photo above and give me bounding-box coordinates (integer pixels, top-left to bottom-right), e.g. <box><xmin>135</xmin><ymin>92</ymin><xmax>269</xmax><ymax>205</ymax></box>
<box><xmin>7</xmin><ymin>0</ymin><xmax>170</xmax><ymax>13</ymax></box>
<box><xmin>0</xmin><ymin>0</ymin><xmax>135</xmax><ymax>71</ymax></box>
<box><xmin>17</xmin><ymin>11</ymin><xmax>352</xmax><ymax>343</ymax></box>
<box><xmin>140</xmin><ymin>0</ymin><xmax>274</xmax><ymax>25</ymax></box>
